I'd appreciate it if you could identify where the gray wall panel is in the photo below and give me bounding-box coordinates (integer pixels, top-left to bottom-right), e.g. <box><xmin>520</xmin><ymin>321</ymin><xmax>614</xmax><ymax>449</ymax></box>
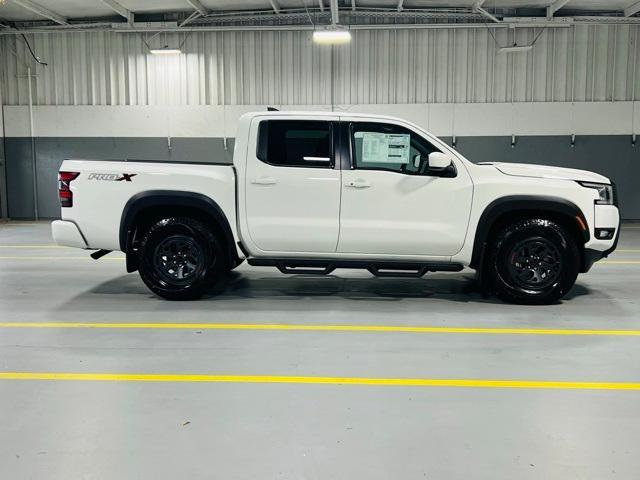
<box><xmin>453</xmin><ymin>136</ymin><xmax>640</xmax><ymax>219</ymax></box>
<box><xmin>4</xmin><ymin>136</ymin><xmax>639</xmax><ymax>220</ymax></box>
<box><xmin>0</xmin><ymin>134</ymin><xmax>6</xmax><ymax>218</ymax></box>
<box><xmin>5</xmin><ymin>138</ymin><xmax>35</xmax><ymax>219</ymax></box>
<box><xmin>5</xmin><ymin>137</ymin><xmax>233</xmax><ymax>218</ymax></box>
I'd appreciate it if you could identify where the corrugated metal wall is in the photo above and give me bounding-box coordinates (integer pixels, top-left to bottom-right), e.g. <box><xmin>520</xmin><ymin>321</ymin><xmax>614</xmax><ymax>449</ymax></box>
<box><xmin>1</xmin><ymin>26</ymin><xmax>639</xmax><ymax>106</ymax></box>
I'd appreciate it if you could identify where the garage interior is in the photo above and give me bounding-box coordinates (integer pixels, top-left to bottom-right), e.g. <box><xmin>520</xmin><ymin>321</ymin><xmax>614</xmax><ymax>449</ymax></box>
<box><xmin>1</xmin><ymin>1</ymin><xmax>640</xmax><ymax>478</ymax></box>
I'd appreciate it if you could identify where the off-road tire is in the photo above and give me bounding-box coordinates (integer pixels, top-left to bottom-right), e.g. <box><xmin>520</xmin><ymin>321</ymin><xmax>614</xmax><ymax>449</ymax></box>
<box><xmin>486</xmin><ymin>218</ymin><xmax>580</xmax><ymax>305</ymax></box>
<box><xmin>138</xmin><ymin>217</ymin><xmax>225</xmax><ymax>300</ymax></box>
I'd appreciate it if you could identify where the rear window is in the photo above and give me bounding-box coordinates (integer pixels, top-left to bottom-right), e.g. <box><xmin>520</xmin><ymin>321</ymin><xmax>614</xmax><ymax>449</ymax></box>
<box><xmin>257</xmin><ymin>120</ymin><xmax>333</xmax><ymax>168</ymax></box>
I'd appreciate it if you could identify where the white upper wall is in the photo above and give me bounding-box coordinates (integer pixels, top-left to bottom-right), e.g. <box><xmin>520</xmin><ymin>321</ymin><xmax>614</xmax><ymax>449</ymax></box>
<box><xmin>3</xmin><ymin>102</ymin><xmax>639</xmax><ymax>137</ymax></box>
<box><xmin>1</xmin><ymin>26</ymin><xmax>639</xmax><ymax>107</ymax></box>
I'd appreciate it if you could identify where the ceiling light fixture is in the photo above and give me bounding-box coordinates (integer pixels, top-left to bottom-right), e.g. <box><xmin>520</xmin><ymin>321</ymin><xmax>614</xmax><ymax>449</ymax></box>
<box><xmin>313</xmin><ymin>28</ymin><xmax>351</xmax><ymax>44</ymax></box>
<box><xmin>149</xmin><ymin>46</ymin><xmax>182</xmax><ymax>55</ymax></box>
<box><xmin>498</xmin><ymin>44</ymin><xmax>534</xmax><ymax>54</ymax></box>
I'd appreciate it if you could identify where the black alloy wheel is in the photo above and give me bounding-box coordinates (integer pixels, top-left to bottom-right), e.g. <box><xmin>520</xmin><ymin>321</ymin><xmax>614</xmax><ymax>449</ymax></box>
<box><xmin>487</xmin><ymin>218</ymin><xmax>580</xmax><ymax>305</ymax></box>
<box><xmin>506</xmin><ymin>237</ymin><xmax>563</xmax><ymax>291</ymax></box>
<box><xmin>138</xmin><ymin>217</ymin><xmax>226</xmax><ymax>300</ymax></box>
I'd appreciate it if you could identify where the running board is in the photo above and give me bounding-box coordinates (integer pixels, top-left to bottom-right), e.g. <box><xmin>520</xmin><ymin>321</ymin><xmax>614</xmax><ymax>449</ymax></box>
<box><xmin>247</xmin><ymin>258</ymin><xmax>463</xmax><ymax>278</ymax></box>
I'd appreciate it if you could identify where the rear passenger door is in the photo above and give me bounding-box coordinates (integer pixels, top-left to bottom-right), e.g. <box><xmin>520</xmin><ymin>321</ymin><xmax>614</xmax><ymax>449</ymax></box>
<box><xmin>245</xmin><ymin>117</ymin><xmax>341</xmax><ymax>254</ymax></box>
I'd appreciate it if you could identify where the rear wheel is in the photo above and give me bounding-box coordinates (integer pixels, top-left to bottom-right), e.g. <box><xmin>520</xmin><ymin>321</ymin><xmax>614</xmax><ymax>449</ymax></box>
<box><xmin>486</xmin><ymin>218</ymin><xmax>580</xmax><ymax>305</ymax></box>
<box><xmin>138</xmin><ymin>217</ymin><xmax>226</xmax><ymax>300</ymax></box>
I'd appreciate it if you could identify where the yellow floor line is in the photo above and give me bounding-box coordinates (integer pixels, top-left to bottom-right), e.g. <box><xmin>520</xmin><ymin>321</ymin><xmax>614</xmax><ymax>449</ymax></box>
<box><xmin>0</xmin><ymin>256</ymin><xmax>124</xmax><ymax>260</ymax></box>
<box><xmin>0</xmin><ymin>245</ymin><xmax>66</xmax><ymax>249</ymax></box>
<box><xmin>1</xmin><ymin>372</ymin><xmax>639</xmax><ymax>390</ymax></box>
<box><xmin>599</xmin><ymin>260</ymin><xmax>640</xmax><ymax>265</ymax></box>
<box><xmin>2</xmin><ymin>322</ymin><xmax>640</xmax><ymax>336</ymax></box>
<box><xmin>0</xmin><ymin>223</ymin><xmax>42</xmax><ymax>227</ymax></box>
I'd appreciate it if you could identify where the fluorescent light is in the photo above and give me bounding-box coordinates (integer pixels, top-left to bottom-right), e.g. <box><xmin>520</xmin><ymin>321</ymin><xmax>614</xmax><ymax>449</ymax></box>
<box><xmin>498</xmin><ymin>45</ymin><xmax>534</xmax><ymax>54</ymax></box>
<box><xmin>313</xmin><ymin>29</ymin><xmax>351</xmax><ymax>44</ymax></box>
<box><xmin>149</xmin><ymin>48</ymin><xmax>182</xmax><ymax>55</ymax></box>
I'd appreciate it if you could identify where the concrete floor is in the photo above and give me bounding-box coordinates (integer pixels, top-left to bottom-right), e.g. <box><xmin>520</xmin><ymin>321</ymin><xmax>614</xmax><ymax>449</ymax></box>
<box><xmin>1</xmin><ymin>221</ymin><xmax>640</xmax><ymax>479</ymax></box>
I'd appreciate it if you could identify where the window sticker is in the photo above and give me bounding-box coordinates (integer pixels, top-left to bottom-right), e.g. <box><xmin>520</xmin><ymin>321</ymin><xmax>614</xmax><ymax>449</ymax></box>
<box><xmin>359</xmin><ymin>132</ymin><xmax>411</xmax><ymax>164</ymax></box>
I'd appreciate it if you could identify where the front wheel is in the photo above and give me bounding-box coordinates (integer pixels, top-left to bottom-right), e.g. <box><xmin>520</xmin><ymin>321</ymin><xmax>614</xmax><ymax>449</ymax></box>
<box><xmin>486</xmin><ymin>218</ymin><xmax>580</xmax><ymax>305</ymax></box>
<box><xmin>138</xmin><ymin>217</ymin><xmax>226</xmax><ymax>300</ymax></box>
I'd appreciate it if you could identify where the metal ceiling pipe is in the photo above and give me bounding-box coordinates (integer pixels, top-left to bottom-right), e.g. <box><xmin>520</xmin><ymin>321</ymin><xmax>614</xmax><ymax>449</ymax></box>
<box><xmin>329</xmin><ymin>0</ymin><xmax>339</xmax><ymax>25</ymax></box>
<box><xmin>0</xmin><ymin>22</ymin><xmax>578</xmax><ymax>35</ymax></box>
<box><xmin>1</xmin><ymin>14</ymin><xmax>639</xmax><ymax>35</ymax></box>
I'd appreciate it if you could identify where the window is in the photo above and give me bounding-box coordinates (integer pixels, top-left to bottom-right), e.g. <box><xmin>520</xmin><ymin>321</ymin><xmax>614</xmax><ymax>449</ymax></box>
<box><xmin>257</xmin><ymin>120</ymin><xmax>333</xmax><ymax>168</ymax></box>
<box><xmin>350</xmin><ymin>122</ymin><xmax>440</xmax><ymax>175</ymax></box>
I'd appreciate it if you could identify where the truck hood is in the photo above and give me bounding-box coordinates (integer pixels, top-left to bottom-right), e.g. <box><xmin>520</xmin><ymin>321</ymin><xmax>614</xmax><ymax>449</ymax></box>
<box><xmin>479</xmin><ymin>162</ymin><xmax>610</xmax><ymax>184</ymax></box>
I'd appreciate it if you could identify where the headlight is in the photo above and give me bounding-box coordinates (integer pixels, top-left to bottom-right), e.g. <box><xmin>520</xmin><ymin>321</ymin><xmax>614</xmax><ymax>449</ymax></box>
<box><xmin>579</xmin><ymin>182</ymin><xmax>614</xmax><ymax>205</ymax></box>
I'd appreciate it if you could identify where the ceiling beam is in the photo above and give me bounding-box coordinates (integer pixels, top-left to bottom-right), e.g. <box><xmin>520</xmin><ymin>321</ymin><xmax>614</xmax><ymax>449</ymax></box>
<box><xmin>99</xmin><ymin>0</ymin><xmax>133</xmax><ymax>25</ymax></box>
<box><xmin>625</xmin><ymin>1</ymin><xmax>640</xmax><ymax>17</ymax></box>
<box><xmin>185</xmin><ymin>0</ymin><xmax>207</xmax><ymax>17</ymax></box>
<box><xmin>329</xmin><ymin>0</ymin><xmax>339</xmax><ymax>24</ymax></box>
<box><xmin>397</xmin><ymin>0</ymin><xmax>404</xmax><ymax>12</ymax></box>
<box><xmin>547</xmin><ymin>0</ymin><xmax>571</xmax><ymax>18</ymax></box>
<box><xmin>472</xmin><ymin>1</ymin><xmax>500</xmax><ymax>23</ymax></box>
<box><xmin>268</xmin><ymin>0</ymin><xmax>280</xmax><ymax>14</ymax></box>
<box><xmin>12</xmin><ymin>0</ymin><xmax>68</xmax><ymax>25</ymax></box>
<box><xmin>179</xmin><ymin>10</ymin><xmax>201</xmax><ymax>27</ymax></box>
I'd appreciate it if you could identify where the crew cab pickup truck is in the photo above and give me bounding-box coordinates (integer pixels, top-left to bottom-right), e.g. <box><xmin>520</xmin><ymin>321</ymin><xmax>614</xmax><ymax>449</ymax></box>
<box><xmin>52</xmin><ymin>111</ymin><xmax>620</xmax><ymax>304</ymax></box>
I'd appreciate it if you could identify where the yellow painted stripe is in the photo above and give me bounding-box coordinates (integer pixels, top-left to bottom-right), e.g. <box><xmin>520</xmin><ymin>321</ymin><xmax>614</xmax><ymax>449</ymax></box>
<box><xmin>0</xmin><ymin>245</ymin><xmax>66</xmax><ymax>249</ymax></box>
<box><xmin>0</xmin><ymin>256</ymin><xmax>124</xmax><ymax>261</ymax></box>
<box><xmin>600</xmin><ymin>260</ymin><xmax>640</xmax><ymax>265</ymax></box>
<box><xmin>0</xmin><ymin>223</ymin><xmax>42</xmax><ymax>227</ymax></box>
<box><xmin>617</xmin><ymin>249</ymin><xmax>640</xmax><ymax>253</ymax></box>
<box><xmin>0</xmin><ymin>372</ymin><xmax>639</xmax><ymax>390</ymax></box>
<box><xmin>2</xmin><ymin>321</ymin><xmax>640</xmax><ymax>336</ymax></box>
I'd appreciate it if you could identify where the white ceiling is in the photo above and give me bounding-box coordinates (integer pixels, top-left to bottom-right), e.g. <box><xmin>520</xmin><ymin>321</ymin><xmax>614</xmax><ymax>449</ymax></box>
<box><xmin>0</xmin><ymin>0</ymin><xmax>637</xmax><ymax>23</ymax></box>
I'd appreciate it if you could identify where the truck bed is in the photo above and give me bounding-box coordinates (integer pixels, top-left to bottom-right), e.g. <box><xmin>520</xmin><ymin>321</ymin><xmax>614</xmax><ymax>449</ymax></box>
<box><xmin>58</xmin><ymin>160</ymin><xmax>238</xmax><ymax>252</ymax></box>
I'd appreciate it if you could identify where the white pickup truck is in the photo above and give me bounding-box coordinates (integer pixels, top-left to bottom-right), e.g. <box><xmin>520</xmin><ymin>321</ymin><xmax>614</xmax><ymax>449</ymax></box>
<box><xmin>52</xmin><ymin>111</ymin><xmax>620</xmax><ymax>304</ymax></box>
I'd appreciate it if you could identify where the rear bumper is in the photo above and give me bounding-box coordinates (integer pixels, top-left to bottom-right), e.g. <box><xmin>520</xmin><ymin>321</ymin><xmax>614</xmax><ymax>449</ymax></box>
<box><xmin>51</xmin><ymin>220</ymin><xmax>88</xmax><ymax>249</ymax></box>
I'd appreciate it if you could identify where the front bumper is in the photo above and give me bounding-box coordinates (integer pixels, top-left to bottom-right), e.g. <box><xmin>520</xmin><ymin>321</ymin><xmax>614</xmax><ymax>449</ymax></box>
<box><xmin>51</xmin><ymin>220</ymin><xmax>88</xmax><ymax>249</ymax></box>
<box><xmin>581</xmin><ymin>205</ymin><xmax>621</xmax><ymax>273</ymax></box>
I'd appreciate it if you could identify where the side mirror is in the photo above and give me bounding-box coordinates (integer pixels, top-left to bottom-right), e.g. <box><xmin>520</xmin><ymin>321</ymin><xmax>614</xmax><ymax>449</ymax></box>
<box><xmin>428</xmin><ymin>152</ymin><xmax>453</xmax><ymax>171</ymax></box>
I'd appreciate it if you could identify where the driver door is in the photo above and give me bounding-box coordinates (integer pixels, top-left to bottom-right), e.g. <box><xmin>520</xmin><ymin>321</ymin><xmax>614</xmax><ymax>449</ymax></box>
<box><xmin>337</xmin><ymin>120</ymin><xmax>473</xmax><ymax>257</ymax></box>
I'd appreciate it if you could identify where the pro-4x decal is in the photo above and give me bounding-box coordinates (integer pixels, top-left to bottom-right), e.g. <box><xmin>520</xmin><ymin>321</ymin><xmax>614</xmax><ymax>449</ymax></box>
<box><xmin>87</xmin><ymin>173</ymin><xmax>137</xmax><ymax>182</ymax></box>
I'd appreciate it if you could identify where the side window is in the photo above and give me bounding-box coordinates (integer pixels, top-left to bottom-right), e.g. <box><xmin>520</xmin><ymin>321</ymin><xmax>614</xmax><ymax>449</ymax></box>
<box><xmin>257</xmin><ymin>120</ymin><xmax>333</xmax><ymax>168</ymax></box>
<box><xmin>350</xmin><ymin>122</ymin><xmax>439</xmax><ymax>175</ymax></box>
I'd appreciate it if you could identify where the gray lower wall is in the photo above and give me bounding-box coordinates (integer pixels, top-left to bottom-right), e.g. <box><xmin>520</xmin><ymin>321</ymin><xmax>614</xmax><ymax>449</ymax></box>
<box><xmin>5</xmin><ymin>137</ymin><xmax>235</xmax><ymax>219</ymax></box>
<box><xmin>4</xmin><ymin>135</ymin><xmax>639</xmax><ymax>219</ymax></box>
<box><xmin>450</xmin><ymin>135</ymin><xmax>640</xmax><ymax>219</ymax></box>
<box><xmin>0</xmin><ymin>134</ymin><xmax>6</xmax><ymax>218</ymax></box>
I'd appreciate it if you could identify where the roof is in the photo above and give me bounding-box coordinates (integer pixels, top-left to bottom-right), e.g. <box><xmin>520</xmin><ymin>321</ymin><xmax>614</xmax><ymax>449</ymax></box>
<box><xmin>1</xmin><ymin>0</ymin><xmax>638</xmax><ymax>31</ymax></box>
<box><xmin>246</xmin><ymin>110</ymin><xmax>405</xmax><ymax>120</ymax></box>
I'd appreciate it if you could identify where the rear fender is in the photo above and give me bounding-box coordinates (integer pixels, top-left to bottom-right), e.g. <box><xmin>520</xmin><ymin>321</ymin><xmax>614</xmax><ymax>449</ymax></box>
<box><xmin>120</xmin><ymin>190</ymin><xmax>239</xmax><ymax>272</ymax></box>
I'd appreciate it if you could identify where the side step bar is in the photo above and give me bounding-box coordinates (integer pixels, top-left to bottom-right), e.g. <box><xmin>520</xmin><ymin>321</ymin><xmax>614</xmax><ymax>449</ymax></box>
<box><xmin>247</xmin><ymin>258</ymin><xmax>463</xmax><ymax>278</ymax></box>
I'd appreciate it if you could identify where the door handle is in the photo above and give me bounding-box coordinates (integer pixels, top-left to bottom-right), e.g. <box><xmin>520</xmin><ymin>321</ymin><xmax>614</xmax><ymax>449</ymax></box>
<box><xmin>346</xmin><ymin>179</ymin><xmax>371</xmax><ymax>189</ymax></box>
<box><xmin>251</xmin><ymin>177</ymin><xmax>277</xmax><ymax>186</ymax></box>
